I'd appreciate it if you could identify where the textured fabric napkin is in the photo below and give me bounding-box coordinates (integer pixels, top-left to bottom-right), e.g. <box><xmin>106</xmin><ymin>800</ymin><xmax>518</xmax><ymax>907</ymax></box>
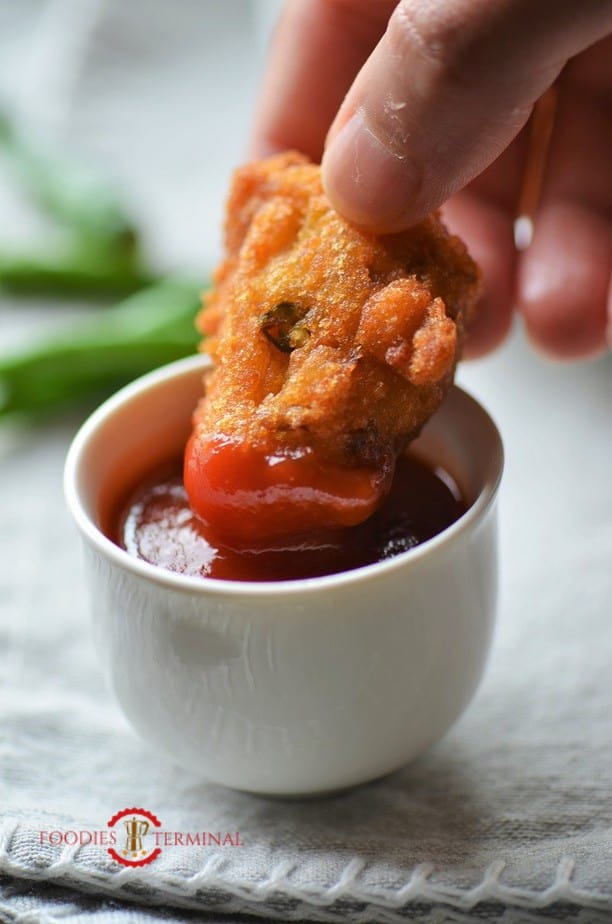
<box><xmin>1</xmin><ymin>1</ymin><xmax>611</xmax><ymax>921</ymax></box>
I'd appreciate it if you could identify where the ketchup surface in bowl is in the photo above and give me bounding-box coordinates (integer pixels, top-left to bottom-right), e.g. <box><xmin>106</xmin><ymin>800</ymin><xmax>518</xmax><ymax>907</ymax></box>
<box><xmin>108</xmin><ymin>453</ymin><xmax>466</xmax><ymax>582</ymax></box>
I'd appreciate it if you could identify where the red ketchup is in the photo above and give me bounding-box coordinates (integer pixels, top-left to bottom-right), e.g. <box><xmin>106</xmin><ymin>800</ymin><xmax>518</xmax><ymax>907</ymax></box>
<box><xmin>183</xmin><ymin>435</ymin><xmax>392</xmax><ymax>546</ymax></box>
<box><xmin>111</xmin><ymin>450</ymin><xmax>465</xmax><ymax>583</ymax></box>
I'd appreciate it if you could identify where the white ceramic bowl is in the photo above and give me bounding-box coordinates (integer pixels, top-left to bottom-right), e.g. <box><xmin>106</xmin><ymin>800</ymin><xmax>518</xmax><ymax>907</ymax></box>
<box><xmin>64</xmin><ymin>355</ymin><xmax>503</xmax><ymax>797</ymax></box>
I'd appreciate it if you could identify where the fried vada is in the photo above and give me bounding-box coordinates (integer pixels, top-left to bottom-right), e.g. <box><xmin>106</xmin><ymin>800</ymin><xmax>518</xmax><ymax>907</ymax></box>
<box><xmin>185</xmin><ymin>152</ymin><xmax>480</xmax><ymax>545</ymax></box>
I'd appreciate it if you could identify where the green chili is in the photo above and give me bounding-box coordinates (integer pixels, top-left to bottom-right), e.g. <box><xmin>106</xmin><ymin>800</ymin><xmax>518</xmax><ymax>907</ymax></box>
<box><xmin>0</xmin><ymin>278</ymin><xmax>204</xmax><ymax>419</ymax></box>
<box><xmin>0</xmin><ymin>248</ymin><xmax>156</xmax><ymax>297</ymax></box>
<box><xmin>0</xmin><ymin>109</ymin><xmax>139</xmax><ymax>248</ymax></box>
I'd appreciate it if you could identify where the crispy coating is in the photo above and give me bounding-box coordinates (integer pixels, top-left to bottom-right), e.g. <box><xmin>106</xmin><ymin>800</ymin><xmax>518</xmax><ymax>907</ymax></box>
<box><xmin>194</xmin><ymin>152</ymin><xmax>480</xmax><ymax>469</ymax></box>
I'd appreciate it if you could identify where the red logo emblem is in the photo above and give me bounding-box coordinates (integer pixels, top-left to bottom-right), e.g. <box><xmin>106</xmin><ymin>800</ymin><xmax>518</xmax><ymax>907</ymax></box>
<box><xmin>107</xmin><ymin>807</ymin><xmax>162</xmax><ymax>867</ymax></box>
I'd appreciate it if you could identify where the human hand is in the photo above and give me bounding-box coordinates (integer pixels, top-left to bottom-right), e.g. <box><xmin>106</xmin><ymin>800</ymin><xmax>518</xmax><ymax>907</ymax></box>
<box><xmin>250</xmin><ymin>0</ymin><xmax>612</xmax><ymax>359</ymax></box>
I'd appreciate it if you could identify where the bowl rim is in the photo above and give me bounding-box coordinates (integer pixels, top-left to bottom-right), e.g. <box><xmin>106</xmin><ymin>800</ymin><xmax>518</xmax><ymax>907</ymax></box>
<box><xmin>64</xmin><ymin>354</ymin><xmax>504</xmax><ymax>598</ymax></box>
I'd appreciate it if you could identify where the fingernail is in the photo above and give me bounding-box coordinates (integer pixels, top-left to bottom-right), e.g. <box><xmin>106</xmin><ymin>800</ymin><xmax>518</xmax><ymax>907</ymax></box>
<box><xmin>322</xmin><ymin>111</ymin><xmax>421</xmax><ymax>231</ymax></box>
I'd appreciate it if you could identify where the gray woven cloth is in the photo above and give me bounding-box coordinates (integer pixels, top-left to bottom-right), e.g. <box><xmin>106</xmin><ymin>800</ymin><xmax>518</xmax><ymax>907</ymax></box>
<box><xmin>1</xmin><ymin>2</ymin><xmax>611</xmax><ymax>922</ymax></box>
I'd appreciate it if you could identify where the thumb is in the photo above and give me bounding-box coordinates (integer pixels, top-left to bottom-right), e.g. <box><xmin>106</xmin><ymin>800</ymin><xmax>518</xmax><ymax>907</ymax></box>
<box><xmin>321</xmin><ymin>0</ymin><xmax>612</xmax><ymax>231</ymax></box>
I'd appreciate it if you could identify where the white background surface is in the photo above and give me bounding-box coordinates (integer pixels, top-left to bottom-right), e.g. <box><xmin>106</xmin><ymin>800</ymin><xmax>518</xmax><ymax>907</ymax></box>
<box><xmin>0</xmin><ymin>2</ymin><xmax>611</xmax><ymax>921</ymax></box>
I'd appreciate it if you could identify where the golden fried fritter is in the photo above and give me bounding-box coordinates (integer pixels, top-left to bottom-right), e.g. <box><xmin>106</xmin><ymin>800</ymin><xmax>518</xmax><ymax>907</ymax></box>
<box><xmin>194</xmin><ymin>151</ymin><xmax>480</xmax><ymax>471</ymax></box>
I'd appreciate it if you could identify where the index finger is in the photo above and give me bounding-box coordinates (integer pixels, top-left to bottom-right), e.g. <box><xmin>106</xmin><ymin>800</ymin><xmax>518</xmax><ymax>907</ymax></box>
<box><xmin>249</xmin><ymin>0</ymin><xmax>393</xmax><ymax>160</ymax></box>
